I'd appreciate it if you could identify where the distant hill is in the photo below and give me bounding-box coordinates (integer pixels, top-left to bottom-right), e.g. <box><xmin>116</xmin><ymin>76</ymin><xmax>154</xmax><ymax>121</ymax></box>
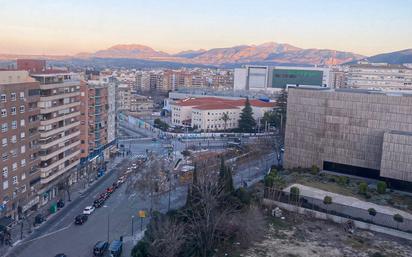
<box><xmin>68</xmin><ymin>42</ymin><xmax>365</xmax><ymax>66</ymax></box>
<box><xmin>355</xmin><ymin>49</ymin><xmax>412</xmax><ymax>64</ymax></box>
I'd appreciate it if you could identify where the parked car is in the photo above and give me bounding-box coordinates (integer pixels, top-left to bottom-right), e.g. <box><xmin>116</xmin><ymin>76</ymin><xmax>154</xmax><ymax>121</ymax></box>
<box><xmin>75</xmin><ymin>214</ymin><xmax>88</xmax><ymax>225</ymax></box>
<box><xmin>57</xmin><ymin>199</ymin><xmax>65</xmax><ymax>209</ymax></box>
<box><xmin>93</xmin><ymin>199</ymin><xmax>104</xmax><ymax>208</ymax></box>
<box><xmin>108</xmin><ymin>240</ymin><xmax>123</xmax><ymax>257</ymax></box>
<box><xmin>106</xmin><ymin>187</ymin><xmax>114</xmax><ymax>194</ymax></box>
<box><xmin>83</xmin><ymin>206</ymin><xmax>95</xmax><ymax>215</ymax></box>
<box><xmin>112</xmin><ymin>182</ymin><xmax>119</xmax><ymax>189</ymax></box>
<box><xmin>99</xmin><ymin>192</ymin><xmax>109</xmax><ymax>200</ymax></box>
<box><xmin>54</xmin><ymin>254</ymin><xmax>67</xmax><ymax>257</ymax></box>
<box><xmin>34</xmin><ymin>214</ymin><xmax>45</xmax><ymax>226</ymax></box>
<box><xmin>93</xmin><ymin>241</ymin><xmax>109</xmax><ymax>256</ymax></box>
<box><xmin>117</xmin><ymin>176</ymin><xmax>125</xmax><ymax>184</ymax></box>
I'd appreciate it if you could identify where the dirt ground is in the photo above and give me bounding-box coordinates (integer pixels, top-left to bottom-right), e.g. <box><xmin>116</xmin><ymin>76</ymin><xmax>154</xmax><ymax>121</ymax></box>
<box><xmin>241</xmin><ymin>211</ymin><xmax>412</xmax><ymax>257</ymax></box>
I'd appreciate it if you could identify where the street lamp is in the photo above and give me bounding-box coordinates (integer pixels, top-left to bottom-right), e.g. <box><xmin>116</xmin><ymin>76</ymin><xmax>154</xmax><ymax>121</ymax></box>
<box><xmin>131</xmin><ymin>216</ymin><xmax>135</xmax><ymax>236</ymax></box>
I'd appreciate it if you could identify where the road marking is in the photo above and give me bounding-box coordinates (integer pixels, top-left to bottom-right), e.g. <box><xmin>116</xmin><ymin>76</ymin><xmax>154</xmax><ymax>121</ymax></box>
<box><xmin>19</xmin><ymin>223</ymin><xmax>72</xmax><ymax>245</ymax></box>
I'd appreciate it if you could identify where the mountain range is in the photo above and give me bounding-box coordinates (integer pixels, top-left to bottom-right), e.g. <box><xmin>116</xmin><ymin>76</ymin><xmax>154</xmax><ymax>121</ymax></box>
<box><xmin>1</xmin><ymin>42</ymin><xmax>411</xmax><ymax>68</ymax></box>
<box><xmin>73</xmin><ymin>42</ymin><xmax>365</xmax><ymax>66</ymax></box>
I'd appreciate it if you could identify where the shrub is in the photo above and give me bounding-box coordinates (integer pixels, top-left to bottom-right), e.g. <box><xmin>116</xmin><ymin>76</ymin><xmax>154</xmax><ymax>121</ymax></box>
<box><xmin>393</xmin><ymin>214</ymin><xmax>404</xmax><ymax>223</ymax></box>
<box><xmin>323</xmin><ymin>196</ymin><xmax>332</xmax><ymax>205</ymax></box>
<box><xmin>311</xmin><ymin>165</ymin><xmax>320</xmax><ymax>175</ymax></box>
<box><xmin>368</xmin><ymin>208</ymin><xmax>377</xmax><ymax>217</ymax></box>
<box><xmin>337</xmin><ymin>176</ymin><xmax>348</xmax><ymax>186</ymax></box>
<box><xmin>358</xmin><ymin>182</ymin><xmax>368</xmax><ymax>195</ymax></box>
<box><xmin>264</xmin><ymin>175</ymin><xmax>275</xmax><ymax>188</ymax></box>
<box><xmin>235</xmin><ymin>187</ymin><xmax>252</xmax><ymax>206</ymax></box>
<box><xmin>290</xmin><ymin>186</ymin><xmax>300</xmax><ymax>202</ymax></box>
<box><xmin>377</xmin><ymin>181</ymin><xmax>387</xmax><ymax>194</ymax></box>
<box><xmin>131</xmin><ymin>240</ymin><xmax>150</xmax><ymax>257</ymax></box>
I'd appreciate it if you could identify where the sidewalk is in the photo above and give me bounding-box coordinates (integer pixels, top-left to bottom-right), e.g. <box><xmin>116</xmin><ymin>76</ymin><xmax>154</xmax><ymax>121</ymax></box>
<box><xmin>0</xmin><ymin>156</ymin><xmax>125</xmax><ymax>256</ymax></box>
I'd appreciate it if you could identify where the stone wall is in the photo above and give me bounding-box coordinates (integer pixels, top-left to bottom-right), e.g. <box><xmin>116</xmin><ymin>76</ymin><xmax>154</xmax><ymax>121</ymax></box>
<box><xmin>284</xmin><ymin>88</ymin><xmax>412</xmax><ymax>181</ymax></box>
<box><xmin>381</xmin><ymin>131</ymin><xmax>412</xmax><ymax>182</ymax></box>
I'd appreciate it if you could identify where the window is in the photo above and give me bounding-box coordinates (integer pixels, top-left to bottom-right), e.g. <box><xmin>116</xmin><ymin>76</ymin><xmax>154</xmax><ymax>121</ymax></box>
<box><xmin>21</xmin><ymin>145</ymin><xmax>26</xmax><ymax>154</ymax></box>
<box><xmin>11</xmin><ymin>121</ymin><xmax>17</xmax><ymax>129</ymax></box>
<box><xmin>12</xmin><ymin>176</ymin><xmax>18</xmax><ymax>185</ymax></box>
<box><xmin>20</xmin><ymin>132</ymin><xmax>25</xmax><ymax>139</ymax></box>
<box><xmin>11</xmin><ymin>107</ymin><xmax>16</xmax><ymax>115</ymax></box>
<box><xmin>2</xmin><ymin>167</ymin><xmax>8</xmax><ymax>178</ymax></box>
<box><xmin>11</xmin><ymin>135</ymin><xmax>16</xmax><ymax>143</ymax></box>
<box><xmin>20</xmin><ymin>119</ymin><xmax>25</xmax><ymax>127</ymax></box>
<box><xmin>0</xmin><ymin>94</ymin><xmax>6</xmax><ymax>102</ymax></box>
<box><xmin>20</xmin><ymin>105</ymin><xmax>25</xmax><ymax>113</ymax></box>
<box><xmin>1</xmin><ymin>109</ymin><xmax>6</xmax><ymax>117</ymax></box>
<box><xmin>19</xmin><ymin>92</ymin><xmax>25</xmax><ymax>100</ymax></box>
<box><xmin>21</xmin><ymin>159</ymin><xmax>26</xmax><ymax>167</ymax></box>
<box><xmin>12</xmin><ymin>163</ymin><xmax>17</xmax><ymax>171</ymax></box>
<box><xmin>3</xmin><ymin>181</ymin><xmax>8</xmax><ymax>190</ymax></box>
<box><xmin>1</xmin><ymin>123</ymin><xmax>8</xmax><ymax>132</ymax></box>
<box><xmin>2</xmin><ymin>152</ymin><xmax>7</xmax><ymax>161</ymax></box>
<box><xmin>11</xmin><ymin>149</ymin><xmax>17</xmax><ymax>157</ymax></box>
<box><xmin>21</xmin><ymin>173</ymin><xmax>26</xmax><ymax>180</ymax></box>
<box><xmin>21</xmin><ymin>185</ymin><xmax>26</xmax><ymax>193</ymax></box>
<box><xmin>2</xmin><ymin>138</ymin><xmax>7</xmax><ymax>147</ymax></box>
<box><xmin>11</xmin><ymin>93</ymin><xmax>16</xmax><ymax>101</ymax></box>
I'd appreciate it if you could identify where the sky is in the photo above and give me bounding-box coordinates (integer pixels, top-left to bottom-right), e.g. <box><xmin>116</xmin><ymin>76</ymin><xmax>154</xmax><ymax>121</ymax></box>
<box><xmin>0</xmin><ymin>0</ymin><xmax>411</xmax><ymax>56</ymax></box>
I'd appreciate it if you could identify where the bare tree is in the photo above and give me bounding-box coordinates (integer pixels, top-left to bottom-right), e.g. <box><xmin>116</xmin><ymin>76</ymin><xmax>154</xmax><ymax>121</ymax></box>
<box><xmin>182</xmin><ymin>167</ymin><xmax>238</xmax><ymax>257</ymax></box>
<box><xmin>147</xmin><ymin>216</ymin><xmax>186</xmax><ymax>257</ymax></box>
<box><xmin>127</xmin><ymin>156</ymin><xmax>168</xmax><ymax>213</ymax></box>
<box><xmin>230</xmin><ymin>205</ymin><xmax>266</xmax><ymax>247</ymax></box>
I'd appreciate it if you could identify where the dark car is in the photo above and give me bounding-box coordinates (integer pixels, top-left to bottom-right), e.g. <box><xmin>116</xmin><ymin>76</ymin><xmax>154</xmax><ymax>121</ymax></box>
<box><xmin>34</xmin><ymin>214</ymin><xmax>45</xmax><ymax>226</ymax></box>
<box><xmin>93</xmin><ymin>241</ymin><xmax>109</xmax><ymax>256</ymax></box>
<box><xmin>112</xmin><ymin>182</ymin><xmax>119</xmax><ymax>189</ymax></box>
<box><xmin>54</xmin><ymin>254</ymin><xmax>67</xmax><ymax>257</ymax></box>
<box><xmin>74</xmin><ymin>214</ymin><xmax>88</xmax><ymax>225</ymax></box>
<box><xmin>57</xmin><ymin>199</ymin><xmax>65</xmax><ymax>209</ymax></box>
<box><xmin>93</xmin><ymin>199</ymin><xmax>104</xmax><ymax>208</ymax></box>
<box><xmin>108</xmin><ymin>240</ymin><xmax>123</xmax><ymax>257</ymax></box>
<box><xmin>99</xmin><ymin>192</ymin><xmax>109</xmax><ymax>200</ymax></box>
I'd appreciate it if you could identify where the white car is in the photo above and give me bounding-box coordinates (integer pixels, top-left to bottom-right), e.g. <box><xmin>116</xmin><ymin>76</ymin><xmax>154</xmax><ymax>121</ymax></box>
<box><xmin>83</xmin><ymin>206</ymin><xmax>95</xmax><ymax>215</ymax></box>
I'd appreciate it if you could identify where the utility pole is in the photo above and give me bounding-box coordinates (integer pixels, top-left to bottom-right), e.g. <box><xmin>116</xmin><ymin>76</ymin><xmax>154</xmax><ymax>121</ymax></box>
<box><xmin>131</xmin><ymin>216</ymin><xmax>134</xmax><ymax>236</ymax></box>
<box><xmin>107</xmin><ymin>214</ymin><xmax>110</xmax><ymax>242</ymax></box>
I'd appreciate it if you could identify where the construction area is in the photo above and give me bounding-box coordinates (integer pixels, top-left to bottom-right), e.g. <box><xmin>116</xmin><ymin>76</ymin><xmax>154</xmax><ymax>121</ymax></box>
<box><xmin>241</xmin><ymin>210</ymin><xmax>412</xmax><ymax>257</ymax></box>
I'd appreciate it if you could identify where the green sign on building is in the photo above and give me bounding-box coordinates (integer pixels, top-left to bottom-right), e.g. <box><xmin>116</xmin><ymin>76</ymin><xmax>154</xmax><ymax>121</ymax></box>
<box><xmin>271</xmin><ymin>69</ymin><xmax>323</xmax><ymax>88</ymax></box>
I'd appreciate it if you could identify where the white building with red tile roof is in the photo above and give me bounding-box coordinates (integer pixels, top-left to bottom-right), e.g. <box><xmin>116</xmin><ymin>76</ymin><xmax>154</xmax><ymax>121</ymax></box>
<box><xmin>170</xmin><ymin>97</ymin><xmax>275</xmax><ymax>131</ymax></box>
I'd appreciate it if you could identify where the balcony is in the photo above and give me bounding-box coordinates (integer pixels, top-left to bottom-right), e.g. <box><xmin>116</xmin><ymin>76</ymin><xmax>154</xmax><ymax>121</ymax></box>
<box><xmin>40</xmin><ymin>159</ymin><xmax>80</xmax><ymax>185</ymax></box>
<box><xmin>39</xmin><ymin>91</ymin><xmax>80</xmax><ymax>102</ymax></box>
<box><xmin>39</xmin><ymin>121</ymin><xmax>80</xmax><ymax>138</ymax></box>
<box><xmin>39</xmin><ymin>130</ymin><xmax>80</xmax><ymax>149</ymax></box>
<box><xmin>39</xmin><ymin>101</ymin><xmax>80</xmax><ymax>114</ymax></box>
<box><xmin>40</xmin><ymin>111</ymin><xmax>80</xmax><ymax>126</ymax></box>
<box><xmin>39</xmin><ymin>150</ymin><xmax>80</xmax><ymax>174</ymax></box>
<box><xmin>39</xmin><ymin>140</ymin><xmax>80</xmax><ymax>161</ymax></box>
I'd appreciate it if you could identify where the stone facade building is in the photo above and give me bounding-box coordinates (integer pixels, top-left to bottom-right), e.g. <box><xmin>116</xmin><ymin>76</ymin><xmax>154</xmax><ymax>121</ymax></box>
<box><xmin>284</xmin><ymin>87</ymin><xmax>412</xmax><ymax>190</ymax></box>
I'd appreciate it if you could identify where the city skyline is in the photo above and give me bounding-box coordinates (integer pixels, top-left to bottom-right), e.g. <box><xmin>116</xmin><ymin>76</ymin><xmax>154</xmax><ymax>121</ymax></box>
<box><xmin>1</xmin><ymin>0</ymin><xmax>411</xmax><ymax>56</ymax></box>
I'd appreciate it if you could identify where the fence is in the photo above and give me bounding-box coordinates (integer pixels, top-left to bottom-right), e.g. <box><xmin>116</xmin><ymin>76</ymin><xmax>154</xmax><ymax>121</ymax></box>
<box><xmin>264</xmin><ymin>187</ymin><xmax>412</xmax><ymax>233</ymax></box>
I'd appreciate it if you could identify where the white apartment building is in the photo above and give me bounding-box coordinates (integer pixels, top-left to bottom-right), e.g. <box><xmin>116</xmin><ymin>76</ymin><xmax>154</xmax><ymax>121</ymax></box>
<box><xmin>101</xmin><ymin>76</ymin><xmax>117</xmax><ymax>144</ymax></box>
<box><xmin>31</xmin><ymin>72</ymin><xmax>81</xmax><ymax>205</ymax></box>
<box><xmin>346</xmin><ymin>63</ymin><xmax>412</xmax><ymax>90</ymax></box>
<box><xmin>171</xmin><ymin>97</ymin><xmax>275</xmax><ymax>131</ymax></box>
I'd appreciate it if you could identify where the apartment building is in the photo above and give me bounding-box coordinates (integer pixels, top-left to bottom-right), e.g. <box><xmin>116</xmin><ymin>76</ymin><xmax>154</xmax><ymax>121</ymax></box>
<box><xmin>0</xmin><ymin>70</ymin><xmax>41</xmax><ymax>219</ymax></box>
<box><xmin>117</xmin><ymin>84</ymin><xmax>132</xmax><ymax>111</ymax></box>
<box><xmin>346</xmin><ymin>63</ymin><xmax>412</xmax><ymax>90</ymax></box>
<box><xmin>284</xmin><ymin>87</ymin><xmax>412</xmax><ymax>191</ymax></box>
<box><xmin>171</xmin><ymin>97</ymin><xmax>275</xmax><ymax>131</ymax></box>
<box><xmin>30</xmin><ymin>71</ymin><xmax>81</xmax><ymax>205</ymax></box>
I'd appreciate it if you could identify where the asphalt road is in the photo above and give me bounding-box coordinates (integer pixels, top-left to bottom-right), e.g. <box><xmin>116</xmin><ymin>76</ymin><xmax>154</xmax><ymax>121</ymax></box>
<box><xmin>6</xmin><ymin>159</ymin><xmax>187</xmax><ymax>257</ymax></box>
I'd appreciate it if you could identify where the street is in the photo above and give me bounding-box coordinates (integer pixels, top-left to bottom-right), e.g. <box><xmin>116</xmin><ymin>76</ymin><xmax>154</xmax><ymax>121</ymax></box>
<box><xmin>4</xmin><ymin>122</ymin><xmax>278</xmax><ymax>257</ymax></box>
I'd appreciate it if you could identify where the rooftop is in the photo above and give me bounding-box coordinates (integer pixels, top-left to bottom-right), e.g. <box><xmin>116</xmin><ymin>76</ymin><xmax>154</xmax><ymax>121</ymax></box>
<box><xmin>289</xmin><ymin>86</ymin><xmax>412</xmax><ymax>97</ymax></box>
<box><xmin>174</xmin><ymin>97</ymin><xmax>276</xmax><ymax>108</ymax></box>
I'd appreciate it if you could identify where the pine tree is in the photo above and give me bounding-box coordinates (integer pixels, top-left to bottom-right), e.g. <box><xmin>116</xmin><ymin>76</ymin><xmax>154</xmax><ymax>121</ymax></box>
<box><xmin>238</xmin><ymin>98</ymin><xmax>256</xmax><ymax>132</ymax></box>
<box><xmin>218</xmin><ymin>158</ymin><xmax>234</xmax><ymax>194</ymax></box>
